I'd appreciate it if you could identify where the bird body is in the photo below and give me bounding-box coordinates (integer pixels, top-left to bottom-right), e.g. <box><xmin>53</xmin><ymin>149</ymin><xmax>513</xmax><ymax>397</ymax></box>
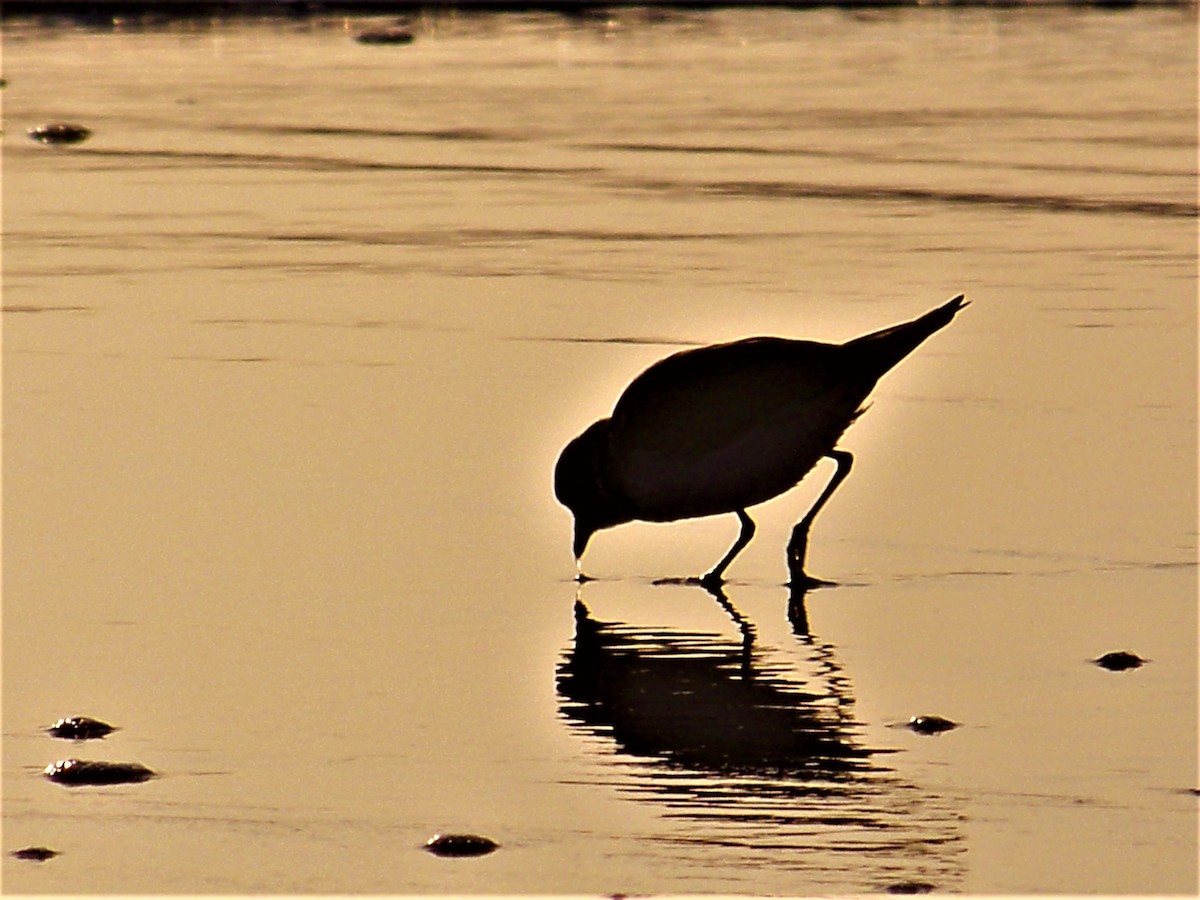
<box><xmin>555</xmin><ymin>295</ymin><xmax>967</xmax><ymax>582</ymax></box>
<box><xmin>606</xmin><ymin>337</ymin><xmax>866</xmax><ymax>522</ymax></box>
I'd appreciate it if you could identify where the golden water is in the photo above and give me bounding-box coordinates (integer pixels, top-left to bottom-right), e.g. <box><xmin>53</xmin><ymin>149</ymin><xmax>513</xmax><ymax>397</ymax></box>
<box><xmin>2</xmin><ymin>7</ymin><xmax>1196</xmax><ymax>893</ymax></box>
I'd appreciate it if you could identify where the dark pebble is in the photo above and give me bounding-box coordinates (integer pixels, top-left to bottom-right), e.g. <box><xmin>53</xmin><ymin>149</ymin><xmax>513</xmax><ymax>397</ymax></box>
<box><xmin>1093</xmin><ymin>651</ymin><xmax>1146</xmax><ymax>671</ymax></box>
<box><xmin>47</xmin><ymin>716</ymin><xmax>117</xmax><ymax>740</ymax></box>
<box><xmin>887</xmin><ymin>881</ymin><xmax>936</xmax><ymax>894</ymax></box>
<box><xmin>907</xmin><ymin>715</ymin><xmax>958</xmax><ymax>735</ymax></box>
<box><xmin>10</xmin><ymin>846</ymin><xmax>59</xmax><ymax>862</ymax></box>
<box><xmin>43</xmin><ymin>759</ymin><xmax>155</xmax><ymax>786</ymax></box>
<box><xmin>27</xmin><ymin>123</ymin><xmax>92</xmax><ymax>146</ymax></box>
<box><xmin>355</xmin><ymin>27</ymin><xmax>415</xmax><ymax>46</ymax></box>
<box><xmin>424</xmin><ymin>833</ymin><xmax>498</xmax><ymax>857</ymax></box>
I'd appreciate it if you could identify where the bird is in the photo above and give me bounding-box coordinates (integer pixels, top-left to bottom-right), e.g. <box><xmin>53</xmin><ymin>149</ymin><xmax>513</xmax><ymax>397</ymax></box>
<box><xmin>554</xmin><ymin>294</ymin><xmax>968</xmax><ymax>587</ymax></box>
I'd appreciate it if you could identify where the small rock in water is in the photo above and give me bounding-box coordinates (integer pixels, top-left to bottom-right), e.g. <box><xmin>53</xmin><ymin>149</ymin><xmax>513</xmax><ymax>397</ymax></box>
<box><xmin>424</xmin><ymin>833</ymin><xmax>498</xmax><ymax>857</ymax></box>
<box><xmin>355</xmin><ymin>27</ymin><xmax>415</xmax><ymax>45</ymax></box>
<box><xmin>887</xmin><ymin>881</ymin><xmax>936</xmax><ymax>894</ymax></box>
<box><xmin>10</xmin><ymin>846</ymin><xmax>59</xmax><ymax>862</ymax></box>
<box><xmin>907</xmin><ymin>715</ymin><xmax>958</xmax><ymax>735</ymax></box>
<box><xmin>47</xmin><ymin>716</ymin><xmax>117</xmax><ymax>740</ymax></box>
<box><xmin>43</xmin><ymin>759</ymin><xmax>155</xmax><ymax>786</ymax></box>
<box><xmin>27</xmin><ymin>123</ymin><xmax>92</xmax><ymax>146</ymax></box>
<box><xmin>1093</xmin><ymin>651</ymin><xmax>1146</xmax><ymax>671</ymax></box>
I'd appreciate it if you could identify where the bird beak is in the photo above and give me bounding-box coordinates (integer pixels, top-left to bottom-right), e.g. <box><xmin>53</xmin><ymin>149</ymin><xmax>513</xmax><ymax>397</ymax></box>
<box><xmin>572</xmin><ymin>521</ymin><xmax>594</xmax><ymax>560</ymax></box>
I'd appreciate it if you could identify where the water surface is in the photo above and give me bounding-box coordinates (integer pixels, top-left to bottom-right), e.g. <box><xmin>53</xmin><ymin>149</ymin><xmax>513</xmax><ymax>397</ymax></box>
<box><xmin>2</xmin><ymin>6</ymin><xmax>1196</xmax><ymax>894</ymax></box>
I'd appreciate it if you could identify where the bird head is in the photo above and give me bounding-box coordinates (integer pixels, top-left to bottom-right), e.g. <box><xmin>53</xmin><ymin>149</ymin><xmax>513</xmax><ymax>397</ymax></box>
<box><xmin>554</xmin><ymin>418</ymin><xmax>630</xmax><ymax>561</ymax></box>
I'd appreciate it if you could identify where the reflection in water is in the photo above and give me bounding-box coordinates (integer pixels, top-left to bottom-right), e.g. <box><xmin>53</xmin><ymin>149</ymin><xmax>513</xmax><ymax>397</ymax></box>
<box><xmin>557</xmin><ymin>585</ymin><xmax>965</xmax><ymax>891</ymax></box>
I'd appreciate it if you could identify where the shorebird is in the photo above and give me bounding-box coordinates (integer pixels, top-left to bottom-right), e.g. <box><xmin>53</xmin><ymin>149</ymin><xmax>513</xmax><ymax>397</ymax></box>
<box><xmin>554</xmin><ymin>295</ymin><xmax>967</xmax><ymax>587</ymax></box>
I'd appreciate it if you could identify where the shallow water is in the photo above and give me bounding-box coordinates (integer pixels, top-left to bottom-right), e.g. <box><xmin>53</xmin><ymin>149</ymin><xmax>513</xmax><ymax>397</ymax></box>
<box><xmin>2</xmin><ymin>6</ymin><xmax>1197</xmax><ymax>894</ymax></box>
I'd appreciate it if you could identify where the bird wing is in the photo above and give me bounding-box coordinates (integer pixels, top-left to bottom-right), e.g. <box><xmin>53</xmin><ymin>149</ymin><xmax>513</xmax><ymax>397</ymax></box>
<box><xmin>611</xmin><ymin>338</ymin><xmax>853</xmax><ymax>455</ymax></box>
<box><xmin>606</xmin><ymin>337</ymin><xmax>868</xmax><ymax>518</ymax></box>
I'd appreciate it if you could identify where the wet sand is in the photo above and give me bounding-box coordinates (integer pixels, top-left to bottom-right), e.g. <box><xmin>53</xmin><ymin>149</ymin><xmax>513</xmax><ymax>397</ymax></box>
<box><xmin>2</xmin><ymin>6</ymin><xmax>1197</xmax><ymax>894</ymax></box>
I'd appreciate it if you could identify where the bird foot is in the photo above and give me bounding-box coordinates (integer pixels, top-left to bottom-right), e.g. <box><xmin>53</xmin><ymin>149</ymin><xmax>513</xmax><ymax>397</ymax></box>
<box><xmin>650</xmin><ymin>574</ymin><xmax>729</xmax><ymax>594</ymax></box>
<box><xmin>650</xmin><ymin>575</ymin><xmax>712</xmax><ymax>586</ymax></box>
<box><xmin>787</xmin><ymin>572</ymin><xmax>838</xmax><ymax>590</ymax></box>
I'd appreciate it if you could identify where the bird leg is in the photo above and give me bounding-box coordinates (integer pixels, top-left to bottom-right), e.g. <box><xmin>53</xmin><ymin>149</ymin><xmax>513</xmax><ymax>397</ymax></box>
<box><xmin>699</xmin><ymin>508</ymin><xmax>756</xmax><ymax>588</ymax></box>
<box><xmin>787</xmin><ymin>449</ymin><xmax>854</xmax><ymax>586</ymax></box>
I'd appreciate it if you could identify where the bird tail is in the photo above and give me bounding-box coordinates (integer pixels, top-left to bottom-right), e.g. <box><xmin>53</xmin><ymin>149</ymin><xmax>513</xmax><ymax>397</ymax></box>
<box><xmin>844</xmin><ymin>294</ymin><xmax>968</xmax><ymax>380</ymax></box>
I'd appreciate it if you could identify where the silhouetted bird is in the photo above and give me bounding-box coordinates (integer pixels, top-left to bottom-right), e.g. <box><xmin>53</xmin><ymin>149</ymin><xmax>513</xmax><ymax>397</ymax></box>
<box><xmin>555</xmin><ymin>295</ymin><xmax>968</xmax><ymax>586</ymax></box>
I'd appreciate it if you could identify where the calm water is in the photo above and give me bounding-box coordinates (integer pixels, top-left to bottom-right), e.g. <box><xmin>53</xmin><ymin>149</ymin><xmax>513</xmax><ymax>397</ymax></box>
<box><xmin>2</xmin><ymin>6</ymin><xmax>1197</xmax><ymax>894</ymax></box>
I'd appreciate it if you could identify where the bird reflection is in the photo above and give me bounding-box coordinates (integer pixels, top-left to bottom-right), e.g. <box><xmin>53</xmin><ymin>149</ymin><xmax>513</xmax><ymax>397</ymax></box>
<box><xmin>556</xmin><ymin>582</ymin><xmax>964</xmax><ymax>890</ymax></box>
<box><xmin>558</xmin><ymin>583</ymin><xmax>868</xmax><ymax>776</ymax></box>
